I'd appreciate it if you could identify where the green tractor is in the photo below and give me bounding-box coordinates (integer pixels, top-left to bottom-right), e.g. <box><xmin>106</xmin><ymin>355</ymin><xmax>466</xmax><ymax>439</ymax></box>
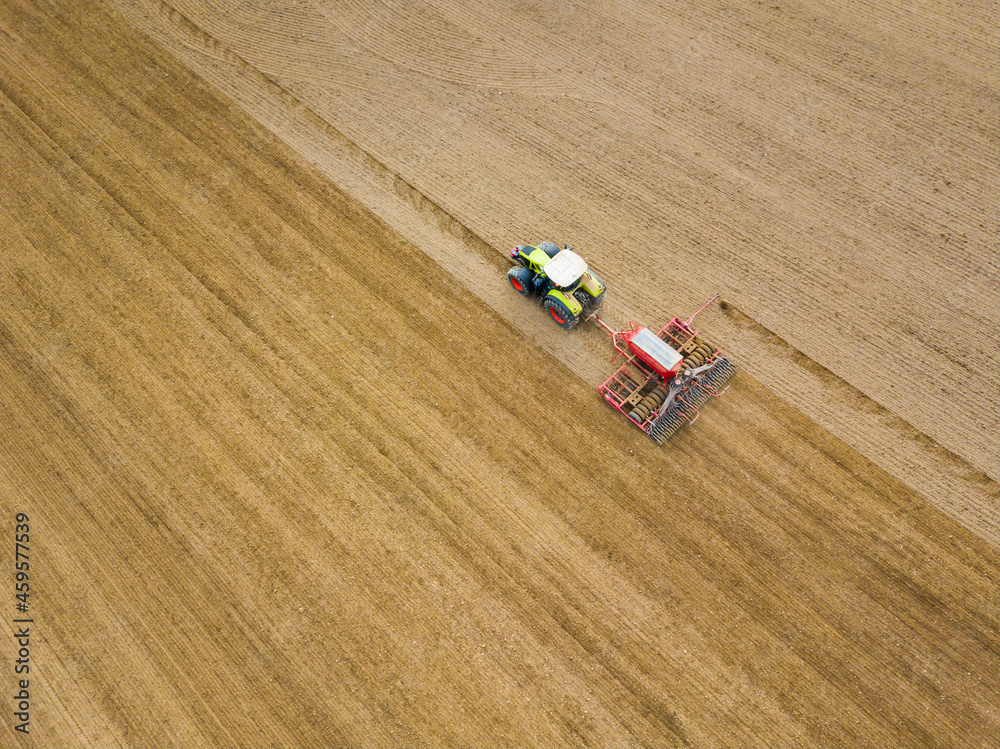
<box><xmin>507</xmin><ymin>242</ymin><xmax>606</xmax><ymax>329</ymax></box>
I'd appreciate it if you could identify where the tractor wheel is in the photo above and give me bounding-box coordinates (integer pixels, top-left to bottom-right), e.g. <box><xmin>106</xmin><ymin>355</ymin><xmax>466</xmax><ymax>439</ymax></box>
<box><xmin>507</xmin><ymin>267</ymin><xmax>535</xmax><ymax>296</ymax></box>
<box><xmin>543</xmin><ymin>297</ymin><xmax>579</xmax><ymax>329</ymax></box>
<box><xmin>538</xmin><ymin>241</ymin><xmax>561</xmax><ymax>259</ymax></box>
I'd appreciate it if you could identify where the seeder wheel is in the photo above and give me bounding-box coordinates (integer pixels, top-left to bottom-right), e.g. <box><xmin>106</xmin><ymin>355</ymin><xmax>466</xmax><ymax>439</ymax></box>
<box><xmin>635</xmin><ymin>385</ymin><xmax>668</xmax><ymax>415</ymax></box>
<box><xmin>684</xmin><ymin>351</ymin><xmax>705</xmax><ymax>368</ymax></box>
<box><xmin>629</xmin><ymin>404</ymin><xmax>651</xmax><ymax>424</ymax></box>
<box><xmin>696</xmin><ymin>337</ymin><xmax>718</xmax><ymax>353</ymax></box>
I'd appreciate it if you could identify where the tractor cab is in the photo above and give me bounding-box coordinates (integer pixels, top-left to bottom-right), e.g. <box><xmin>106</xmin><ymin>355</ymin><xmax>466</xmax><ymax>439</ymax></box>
<box><xmin>516</xmin><ymin>242</ymin><xmax>574</xmax><ymax>275</ymax></box>
<box><xmin>541</xmin><ymin>249</ymin><xmax>588</xmax><ymax>291</ymax></box>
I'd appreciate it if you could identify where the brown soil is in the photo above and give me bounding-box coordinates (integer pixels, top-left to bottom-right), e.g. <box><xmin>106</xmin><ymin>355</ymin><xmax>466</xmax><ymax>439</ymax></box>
<box><xmin>0</xmin><ymin>0</ymin><xmax>997</xmax><ymax>747</ymax></box>
<box><xmin>111</xmin><ymin>0</ymin><xmax>1000</xmax><ymax>544</ymax></box>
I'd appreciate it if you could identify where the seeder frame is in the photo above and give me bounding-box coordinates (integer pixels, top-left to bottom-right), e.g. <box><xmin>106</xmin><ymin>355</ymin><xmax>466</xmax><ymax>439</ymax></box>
<box><xmin>590</xmin><ymin>297</ymin><xmax>737</xmax><ymax>443</ymax></box>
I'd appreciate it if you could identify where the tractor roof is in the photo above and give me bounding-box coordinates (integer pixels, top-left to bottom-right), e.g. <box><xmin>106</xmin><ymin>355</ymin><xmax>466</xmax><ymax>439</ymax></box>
<box><xmin>543</xmin><ymin>250</ymin><xmax>587</xmax><ymax>287</ymax></box>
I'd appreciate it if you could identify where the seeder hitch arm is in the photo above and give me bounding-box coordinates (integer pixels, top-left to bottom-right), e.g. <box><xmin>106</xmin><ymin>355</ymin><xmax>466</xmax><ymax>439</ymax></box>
<box><xmin>684</xmin><ymin>293</ymin><xmax>721</xmax><ymax>327</ymax></box>
<box><xmin>587</xmin><ymin>311</ymin><xmax>634</xmax><ymax>363</ymax></box>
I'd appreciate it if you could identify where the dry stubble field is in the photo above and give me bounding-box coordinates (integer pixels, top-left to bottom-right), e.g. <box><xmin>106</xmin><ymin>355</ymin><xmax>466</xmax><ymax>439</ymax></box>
<box><xmin>0</xmin><ymin>0</ymin><xmax>997</xmax><ymax>747</ymax></box>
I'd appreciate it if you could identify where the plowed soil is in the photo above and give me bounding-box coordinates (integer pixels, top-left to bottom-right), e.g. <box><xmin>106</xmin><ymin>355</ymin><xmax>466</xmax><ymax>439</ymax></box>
<box><xmin>0</xmin><ymin>0</ymin><xmax>997</xmax><ymax>747</ymax></box>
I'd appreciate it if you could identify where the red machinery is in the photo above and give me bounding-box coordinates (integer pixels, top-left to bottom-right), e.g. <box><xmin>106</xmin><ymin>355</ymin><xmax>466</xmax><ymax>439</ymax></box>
<box><xmin>591</xmin><ymin>296</ymin><xmax>737</xmax><ymax>443</ymax></box>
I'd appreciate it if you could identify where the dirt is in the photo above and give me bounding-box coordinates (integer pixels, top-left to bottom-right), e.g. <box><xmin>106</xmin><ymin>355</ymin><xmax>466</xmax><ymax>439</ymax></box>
<box><xmin>0</xmin><ymin>0</ymin><xmax>997</xmax><ymax>747</ymax></box>
<box><xmin>111</xmin><ymin>0</ymin><xmax>1000</xmax><ymax>545</ymax></box>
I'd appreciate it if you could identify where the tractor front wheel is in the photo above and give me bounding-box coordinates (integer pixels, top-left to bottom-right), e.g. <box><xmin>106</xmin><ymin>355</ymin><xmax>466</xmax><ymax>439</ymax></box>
<box><xmin>507</xmin><ymin>266</ymin><xmax>535</xmax><ymax>296</ymax></box>
<box><xmin>543</xmin><ymin>297</ymin><xmax>579</xmax><ymax>330</ymax></box>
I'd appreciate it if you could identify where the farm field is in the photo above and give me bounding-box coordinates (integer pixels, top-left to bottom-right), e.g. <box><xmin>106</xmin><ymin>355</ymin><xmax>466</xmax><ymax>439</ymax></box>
<box><xmin>0</xmin><ymin>0</ymin><xmax>997</xmax><ymax>747</ymax></box>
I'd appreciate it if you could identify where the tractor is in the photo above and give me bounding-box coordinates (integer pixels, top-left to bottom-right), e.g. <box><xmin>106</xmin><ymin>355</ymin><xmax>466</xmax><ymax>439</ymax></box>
<box><xmin>507</xmin><ymin>242</ymin><xmax>606</xmax><ymax>329</ymax></box>
<box><xmin>505</xmin><ymin>241</ymin><xmax>736</xmax><ymax>441</ymax></box>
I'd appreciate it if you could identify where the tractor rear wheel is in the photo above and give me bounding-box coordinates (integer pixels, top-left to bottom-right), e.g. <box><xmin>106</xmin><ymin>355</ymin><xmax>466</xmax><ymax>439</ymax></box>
<box><xmin>543</xmin><ymin>297</ymin><xmax>579</xmax><ymax>329</ymax></box>
<box><xmin>507</xmin><ymin>267</ymin><xmax>535</xmax><ymax>296</ymax></box>
<box><xmin>575</xmin><ymin>287</ymin><xmax>605</xmax><ymax>311</ymax></box>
